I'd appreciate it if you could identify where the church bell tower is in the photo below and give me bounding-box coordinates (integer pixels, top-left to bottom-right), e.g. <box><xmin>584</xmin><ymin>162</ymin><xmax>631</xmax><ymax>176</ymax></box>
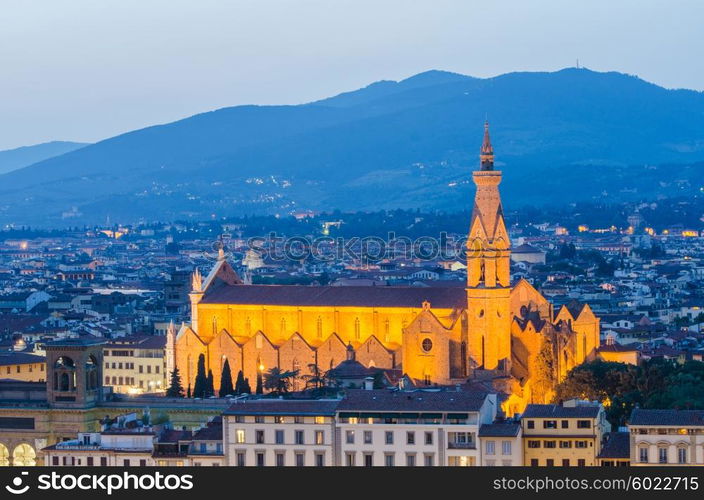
<box><xmin>466</xmin><ymin>122</ymin><xmax>512</xmax><ymax>372</ymax></box>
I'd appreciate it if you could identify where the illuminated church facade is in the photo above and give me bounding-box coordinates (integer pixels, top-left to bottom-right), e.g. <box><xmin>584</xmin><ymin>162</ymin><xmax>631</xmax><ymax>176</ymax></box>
<box><xmin>170</xmin><ymin>124</ymin><xmax>600</xmax><ymax>414</ymax></box>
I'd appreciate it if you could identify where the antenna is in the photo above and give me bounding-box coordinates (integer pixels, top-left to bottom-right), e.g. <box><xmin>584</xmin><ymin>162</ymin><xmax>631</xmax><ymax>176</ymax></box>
<box><xmin>576</xmin><ymin>58</ymin><xmax>580</xmax><ymax>69</ymax></box>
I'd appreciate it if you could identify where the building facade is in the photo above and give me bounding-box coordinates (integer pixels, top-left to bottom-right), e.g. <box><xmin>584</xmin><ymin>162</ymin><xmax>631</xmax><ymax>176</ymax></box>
<box><xmin>521</xmin><ymin>400</ymin><xmax>610</xmax><ymax>466</ymax></box>
<box><xmin>629</xmin><ymin>409</ymin><xmax>704</xmax><ymax>466</ymax></box>
<box><xmin>103</xmin><ymin>336</ymin><xmax>168</xmax><ymax>394</ymax></box>
<box><xmin>222</xmin><ymin>388</ymin><xmax>497</xmax><ymax>467</ymax></box>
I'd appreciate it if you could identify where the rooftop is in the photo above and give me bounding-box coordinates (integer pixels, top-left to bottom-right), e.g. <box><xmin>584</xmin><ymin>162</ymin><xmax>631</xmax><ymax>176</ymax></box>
<box><xmin>522</xmin><ymin>403</ymin><xmax>601</xmax><ymax>419</ymax></box>
<box><xmin>201</xmin><ymin>284</ymin><xmax>466</xmax><ymax>309</ymax></box>
<box><xmin>629</xmin><ymin>409</ymin><xmax>704</xmax><ymax>426</ymax></box>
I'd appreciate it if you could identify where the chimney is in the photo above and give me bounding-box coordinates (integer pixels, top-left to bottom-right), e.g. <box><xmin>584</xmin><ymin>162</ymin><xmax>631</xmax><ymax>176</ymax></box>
<box><xmin>364</xmin><ymin>377</ymin><xmax>374</xmax><ymax>391</ymax></box>
<box><xmin>455</xmin><ymin>383</ymin><xmax>462</xmax><ymax>392</ymax></box>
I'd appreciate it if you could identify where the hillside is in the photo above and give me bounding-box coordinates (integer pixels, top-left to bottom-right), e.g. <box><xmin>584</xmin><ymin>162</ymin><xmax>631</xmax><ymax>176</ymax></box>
<box><xmin>1</xmin><ymin>68</ymin><xmax>703</xmax><ymax>226</ymax></box>
<box><xmin>0</xmin><ymin>141</ymin><xmax>88</xmax><ymax>175</ymax></box>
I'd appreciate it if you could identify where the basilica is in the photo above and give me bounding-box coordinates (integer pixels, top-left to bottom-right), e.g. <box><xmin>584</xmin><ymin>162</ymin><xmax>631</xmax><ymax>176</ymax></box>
<box><xmin>171</xmin><ymin>123</ymin><xmax>600</xmax><ymax>415</ymax></box>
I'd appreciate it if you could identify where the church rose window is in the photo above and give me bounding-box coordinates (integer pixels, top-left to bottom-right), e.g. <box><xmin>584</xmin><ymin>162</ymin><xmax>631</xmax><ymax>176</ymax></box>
<box><xmin>421</xmin><ymin>338</ymin><xmax>433</xmax><ymax>352</ymax></box>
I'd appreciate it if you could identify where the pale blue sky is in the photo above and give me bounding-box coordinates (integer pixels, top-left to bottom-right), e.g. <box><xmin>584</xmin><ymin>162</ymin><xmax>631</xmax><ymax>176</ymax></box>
<box><xmin>1</xmin><ymin>0</ymin><xmax>702</xmax><ymax>150</ymax></box>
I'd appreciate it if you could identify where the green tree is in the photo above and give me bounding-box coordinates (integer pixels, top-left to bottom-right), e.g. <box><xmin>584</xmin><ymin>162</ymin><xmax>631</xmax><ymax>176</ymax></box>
<box><xmin>219</xmin><ymin>359</ymin><xmax>234</xmax><ymax>397</ymax></box>
<box><xmin>532</xmin><ymin>336</ymin><xmax>556</xmax><ymax>403</ymax></box>
<box><xmin>234</xmin><ymin>370</ymin><xmax>246</xmax><ymax>394</ymax></box>
<box><xmin>301</xmin><ymin>363</ymin><xmax>325</xmax><ymax>390</ymax></box>
<box><xmin>165</xmin><ymin>367</ymin><xmax>185</xmax><ymax>398</ymax></box>
<box><xmin>206</xmin><ymin>370</ymin><xmax>215</xmax><ymax>397</ymax></box>
<box><xmin>255</xmin><ymin>372</ymin><xmax>263</xmax><ymax>395</ymax></box>
<box><xmin>263</xmin><ymin>367</ymin><xmax>299</xmax><ymax>395</ymax></box>
<box><xmin>242</xmin><ymin>377</ymin><xmax>252</xmax><ymax>395</ymax></box>
<box><xmin>193</xmin><ymin>354</ymin><xmax>207</xmax><ymax>398</ymax></box>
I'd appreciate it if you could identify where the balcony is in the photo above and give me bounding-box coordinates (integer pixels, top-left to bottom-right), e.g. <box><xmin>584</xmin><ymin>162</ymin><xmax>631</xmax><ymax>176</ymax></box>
<box><xmin>447</xmin><ymin>442</ymin><xmax>476</xmax><ymax>450</ymax></box>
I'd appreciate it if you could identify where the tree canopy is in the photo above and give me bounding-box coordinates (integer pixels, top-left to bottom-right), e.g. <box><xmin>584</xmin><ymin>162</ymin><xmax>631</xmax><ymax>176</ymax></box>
<box><xmin>553</xmin><ymin>359</ymin><xmax>704</xmax><ymax>427</ymax></box>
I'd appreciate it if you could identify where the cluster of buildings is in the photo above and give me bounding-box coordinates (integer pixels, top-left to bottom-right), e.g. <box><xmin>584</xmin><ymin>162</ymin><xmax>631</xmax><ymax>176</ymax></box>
<box><xmin>0</xmin><ymin>124</ymin><xmax>703</xmax><ymax>467</ymax></box>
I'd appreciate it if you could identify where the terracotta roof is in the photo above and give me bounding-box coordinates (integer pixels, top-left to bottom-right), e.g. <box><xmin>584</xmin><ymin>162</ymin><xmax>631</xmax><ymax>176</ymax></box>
<box><xmin>522</xmin><ymin>404</ymin><xmax>601</xmax><ymax>419</ymax></box>
<box><xmin>201</xmin><ymin>284</ymin><xmax>466</xmax><ymax>309</ymax></box>
<box><xmin>597</xmin><ymin>432</ymin><xmax>630</xmax><ymax>459</ymax></box>
<box><xmin>479</xmin><ymin>422</ymin><xmax>521</xmax><ymax>437</ymax></box>
<box><xmin>598</xmin><ymin>342</ymin><xmax>638</xmax><ymax>353</ymax></box>
<box><xmin>629</xmin><ymin>409</ymin><xmax>704</xmax><ymax>426</ymax></box>
<box><xmin>192</xmin><ymin>417</ymin><xmax>222</xmax><ymax>441</ymax></box>
<box><xmin>328</xmin><ymin>360</ymin><xmax>378</xmax><ymax>379</ymax></box>
<box><xmin>224</xmin><ymin>399</ymin><xmax>341</xmax><ymax>416</ymax></box>
<box><xmin>337</xmin><ymin>389</ymin><xmax>488</xmax><ymax>412</ymax></box>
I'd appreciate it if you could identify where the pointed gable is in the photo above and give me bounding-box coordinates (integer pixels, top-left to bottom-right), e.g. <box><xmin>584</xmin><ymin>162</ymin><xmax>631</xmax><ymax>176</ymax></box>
<box><xmin>356</xmin><ymin>334</ymin><xmax>395</xmax><ymax>369</ymax></box>
<box><xmin>202</xmin><ymin>259</ymin><xmax>242</xmax><ymax>296</ymax></box>
<box><xmin>316</xmin><ymin>332</ymin><xmax>348</xmax><ymax>372</ymax></box>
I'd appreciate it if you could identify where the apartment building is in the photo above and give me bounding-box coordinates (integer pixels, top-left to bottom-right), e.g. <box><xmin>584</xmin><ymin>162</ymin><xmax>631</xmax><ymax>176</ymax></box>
<box><xmin>223</xmin><ymin>399</ymin><xmax>339</xmax><ymax>467</ymax></box>
<box><xmin>222</xmin><ymin>388</ymin><xmax>497</xmax><ymax>467</ymax></box>
<box><xmin>336</xmin><ymin>390</ymin><xmax>496</xmax><ymax>467</ymax></box>
<box><xmin>478</xmin><ymin>422</ymin><xmax>523</xmax><ymax>466</ymax></box>
<box><xmin>103</xmin><ymin>335</ymin><xmax>167</xmax><ymax>394</ymax></box>
<box><xmin>0</xmin><ymin>352</ymin><xmax>46</xmax><ymax>382</ymax></box>
<box><xmin>521</xmin><ymin>400</ymin><xmax>610</xmax><ymax>466</ymax></box>
<box><xmin>628</xmin><ymin>409</ymin><xmax>704</xmax><ymax>465</ymax></box>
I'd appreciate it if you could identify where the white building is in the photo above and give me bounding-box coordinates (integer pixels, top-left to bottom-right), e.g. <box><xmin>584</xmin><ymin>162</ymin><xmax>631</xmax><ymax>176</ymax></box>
<box><xmin>629</xmin><ymin>409</ymin><xmax>704</xmax><ymax>466</ymax></box>
<box><xmin>222</xmin><ymin>388</ymin><xmax>498</xmax><ymax>467</ymax></box>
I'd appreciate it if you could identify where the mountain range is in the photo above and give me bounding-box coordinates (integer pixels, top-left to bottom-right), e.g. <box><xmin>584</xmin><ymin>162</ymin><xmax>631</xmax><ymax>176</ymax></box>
<box><xmin>0</xmin><ymin>141</ymin><xmax>87</xmax><ymax>175</ymax></box>
<box><xmin>1</xmin><ymin>68</ymin><xmax>703</xmax><ymax>227</ymax></box>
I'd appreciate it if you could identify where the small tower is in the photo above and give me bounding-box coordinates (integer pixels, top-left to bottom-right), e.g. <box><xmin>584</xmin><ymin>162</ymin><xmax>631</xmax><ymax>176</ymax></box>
<box><xmin>45</xmin><ymin>337</ymin><xmax>105</xmax><ymax>408</ymax></box>
<box><xmin>165</xmin><ymin>320</ymin><xmax>176</xmax><ymax>378</ymax></box>
<box><xmin>189</xmin><ymin>268</ymin><xmax>204</xmax><ymax>334</ymax></box>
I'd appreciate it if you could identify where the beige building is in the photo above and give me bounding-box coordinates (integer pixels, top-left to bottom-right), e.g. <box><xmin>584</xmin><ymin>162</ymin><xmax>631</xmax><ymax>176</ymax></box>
<box><xmin>103</xmin><ymin>336</ymin><xmax>167</xmax><ymax>394</ymax></box>
<box><xmin>0</xmin><ymin>352</ymin><xmax>46</xmax><ymax>382</ymax></box>
<box><xmin>521</xmin><ymin>400</ymin><xmax>610</xmax><ymax>466</ymax></box>
<box><xmin>478</xmin><ymin>422</ymin><xmax>523</xmax><ymax>466</ymax></box>
<box><xmin>629</xmin><ymin>409</ymin><xmax>704</xmax><ymax>466</ymax></box>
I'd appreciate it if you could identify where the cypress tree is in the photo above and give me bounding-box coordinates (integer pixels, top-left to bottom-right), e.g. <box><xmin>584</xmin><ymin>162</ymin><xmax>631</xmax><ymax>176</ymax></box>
<box><xmin>255</xmin><ymin>372</ymin><xmax>263</xmax><ymax>395</ymax></box>
<box><xmin>219</xmin><ymin>360</ymin><xmax>234</xmax><ymax>397</ymax></box>
<box><xmin>242</xmin><ymin>377</ymin><xmax>252</xmax><ymax>395</ymax></box>
<box><xmin>165</xmin><ymin>367</ymin><xmax>185</xmax><ymax>398</ymax></box>
<box><xmin>234</xmin><ymin>369</ymin><xmax>245</xmax><ymax>394</ymax></box>
<box><xmin>193</xmin><ymin>354</ymin><xmax>207</xmax><ymax>398</ymax></box>
<box><xmin>186</xmin><ymin>384</ymin><xmax>191</xmax><ymax>398</ymax></box>
<box><xmin>206</xmin><ymin>369</ymin><xmax>215</xmax><ymax>397</ymax></box>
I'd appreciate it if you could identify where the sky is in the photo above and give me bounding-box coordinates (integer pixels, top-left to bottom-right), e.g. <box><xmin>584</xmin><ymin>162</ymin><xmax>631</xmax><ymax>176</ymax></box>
<box><xmin>1</xmin><ymin>0</ymin><xmax>702</xmax><ymax>150</ymax></box>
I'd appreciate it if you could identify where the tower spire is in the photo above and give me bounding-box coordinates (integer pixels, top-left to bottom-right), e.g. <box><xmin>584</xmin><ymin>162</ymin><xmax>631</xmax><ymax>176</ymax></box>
<box><xmin>480</xmin><ymin>120</ymin><xmax>494</xmax><ymax>170</ymax></box>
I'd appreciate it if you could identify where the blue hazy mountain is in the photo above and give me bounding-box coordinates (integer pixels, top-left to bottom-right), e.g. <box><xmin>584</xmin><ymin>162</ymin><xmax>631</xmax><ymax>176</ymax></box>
<box><xmin>1</xmin><ymin>68</ymin><xmax>703</xmax><ymax>226</ymax></box>
<box><xmin>0</xmin><ymin>141</ymin><xmax>88</xmax><ymax>175</ymax></box>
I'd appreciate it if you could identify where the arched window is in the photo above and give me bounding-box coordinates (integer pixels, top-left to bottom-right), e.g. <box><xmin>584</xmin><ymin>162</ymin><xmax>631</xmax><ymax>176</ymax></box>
<box><xmin>60</xmin><ymin>372</ymin><xmax>70</xmax><ymax>391</ymax></box>
<box><xmin>316</xmin><ymin>316</ymin><xmax>323</xmax><ymax>338</ymax></box>
<box><xmin>354</xmin><ymin>318</ymin><xmax>360</xmax><ymax>340</ymax></box>
<box><xmin>54</xmin><ymin>356</ymin><xmax>75</xmax><ymax>368</ymax></box>
<box><xmin>12</xmin><ymin>444</ymin><xmax>36</xmax><ymax>467</ymax></box>
<box><xmin>245</xmin><ymin>317</ymin><xmax>251</xmax><ymax>335</ymax></box>
<box><xmin>280</xmin><ymin>318</ymin><xmax>287</xmax><ymax>336</ymax></box>
<box><xmin>384</xmin><ymin>319</ymin><xmax>390</xmax><ymax>343</ymax></box>
<box><xmin>0</xmin><ymin>443</ymin><xmax>9</xmax><ymax>466</ymax></box>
